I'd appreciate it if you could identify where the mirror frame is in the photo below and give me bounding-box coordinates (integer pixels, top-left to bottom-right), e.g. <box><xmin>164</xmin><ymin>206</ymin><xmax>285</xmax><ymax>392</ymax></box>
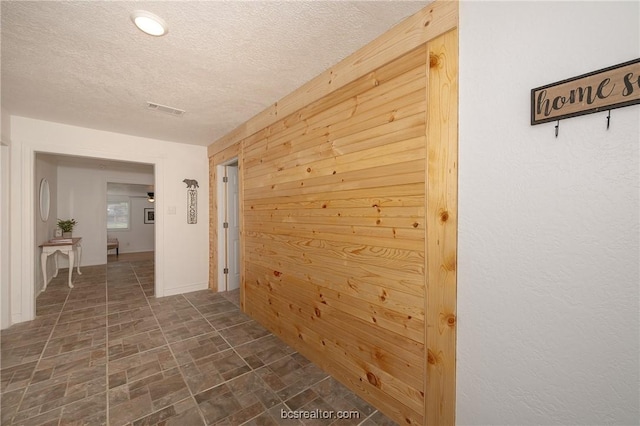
<box><xmin>39</xmin><ymin>178</ymin><xmax>50</xmax><ymax>222</ymax></box>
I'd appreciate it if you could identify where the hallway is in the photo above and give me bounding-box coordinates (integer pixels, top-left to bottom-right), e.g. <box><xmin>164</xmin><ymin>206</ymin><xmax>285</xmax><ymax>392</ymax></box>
<box><xmin>1</xmin><ymin>257</ymin><xmax>396</xmax><ymax>425</ymax></box>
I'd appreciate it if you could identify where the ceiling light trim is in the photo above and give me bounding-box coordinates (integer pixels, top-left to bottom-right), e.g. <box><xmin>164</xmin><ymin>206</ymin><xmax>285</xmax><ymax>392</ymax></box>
<box><xmin>131</xmin><ymin>10</ymin><xmax>168</xmax><ymax>37</ymax></box>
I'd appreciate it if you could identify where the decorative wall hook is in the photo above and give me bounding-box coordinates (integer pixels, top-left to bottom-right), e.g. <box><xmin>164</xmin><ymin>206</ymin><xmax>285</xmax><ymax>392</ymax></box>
<box><xmin>606</xmin><ymin>110</ymin><xmax>611</xmax><ymax>130</ymax></box>
<box><xmin>555</xmin><ymin>120</ymin><xmax>560</xmax><ymax>138</ymax></box>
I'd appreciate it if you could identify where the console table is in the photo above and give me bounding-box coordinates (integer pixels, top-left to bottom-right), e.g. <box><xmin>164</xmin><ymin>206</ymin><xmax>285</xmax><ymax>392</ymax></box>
<box><xmin>39</xmin><ymin>237</ymin><xmax>82</xmax><ymax>290</ymax></box>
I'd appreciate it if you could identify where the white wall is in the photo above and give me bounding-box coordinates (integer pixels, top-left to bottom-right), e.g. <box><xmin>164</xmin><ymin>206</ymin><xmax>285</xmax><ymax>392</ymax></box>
<box><xmin>458</xmin><ymin>2</ymin><xmax>639</xmax><ymax>425</ymax></box>
<box><xmin>8</xmin><ymin>116</ymin><xmax>209</xmax><ymax>325</ymax></box>
<box><xmin>106</xmin><ymin>193</ymin><xmax>155</xmax><ymax>255</ymax></box>
<box><xmin>1</xmin><ymin>143</ymin><xmax>10</xmax><ymax>329</ymax></box>
<box><xmin>56</xmin><ymin>164</ymin><xmax>154</xmax><ymax>266</ymax></box>
<box><xmin>34</xmin><ymin>154</ymin><xmax>58</xmax><ymax>294</ymax></box>
<box><xmin>125</xmin><ymin>197</ymin><xmax>155</xmax><ymax>253</ymax></box>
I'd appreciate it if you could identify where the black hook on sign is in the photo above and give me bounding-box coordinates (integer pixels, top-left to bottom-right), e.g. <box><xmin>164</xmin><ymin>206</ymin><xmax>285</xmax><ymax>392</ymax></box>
<box><xmin>555</xmin><ymin>120</ymin><xmax>560</xmax><ymax>138</ymax></box>
<box><xmin>606</xmin><ymin>110</ymin><xmax>611</xmax><ymax>130</ymax></box>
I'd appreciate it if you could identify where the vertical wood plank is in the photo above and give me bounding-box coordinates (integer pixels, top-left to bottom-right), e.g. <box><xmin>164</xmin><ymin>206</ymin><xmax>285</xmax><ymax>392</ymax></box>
<box><xmin>425</xmin><ymin>28</ymin><xmax>458</xmax><ymax>425</ymax></box>
<box><xmin>209</xmin><ymin>156</ymin><xmax>216</xmax><ymax>289</ymax></box>
<box><xmin>238</xmin><ymin>143</ymin><xmax>246</xmax><ymax>310</ymax></box>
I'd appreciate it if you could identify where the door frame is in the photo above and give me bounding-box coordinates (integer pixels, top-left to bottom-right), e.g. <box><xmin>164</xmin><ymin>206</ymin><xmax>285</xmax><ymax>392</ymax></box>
<box><xmin>11</xmin><ymin>143</ymin><xmax>164</xmax><ymax>325</ymax></box>
<box><xmin>216</xmin><ymin>157</ymin><xmax>239</xmax><ymax>292</ymax></box>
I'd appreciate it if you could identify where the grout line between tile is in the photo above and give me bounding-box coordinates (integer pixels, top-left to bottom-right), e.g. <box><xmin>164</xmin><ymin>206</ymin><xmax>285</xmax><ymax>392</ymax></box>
<box><xmin>183</xmin><ymin>294</ymin><xmax>295</xmax><ymax>423</ymax></box>
<box><xmin>105</xmin><ymin>263</ymin><xmax>111</xmax><ymax>426</ymax></box>
<box><xmin>10</xmin><ymin>278</ymin><xmax>74</xmax><ymax>425</ymax></box>
<box><xmin>131</xmin><ymin>267</ymin><xmax>208</xmax><ymax>426</ymax></box>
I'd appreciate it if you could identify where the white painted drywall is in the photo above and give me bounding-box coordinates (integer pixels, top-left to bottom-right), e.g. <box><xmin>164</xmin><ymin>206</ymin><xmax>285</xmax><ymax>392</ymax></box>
<box><xmin>34</xmin><ymin>154</ymin><xmax>58</xmax><ymax>295</ymax></box>
<box><xmin>56</xmin><ymin>164</ymin><xmax>154</xmax><ymax>266</ymax></box>
<box><xmin>106</xmin><ymin>192</ymin><xmax>155</xmax><ymax>255</ymax></box>
<box><xmin>1</xmin><ymin>144</ymin><xmax>10</xmax><ymax>329</ymax></box>
<box><xmin>457</xmin><ymin>1</ymin><xmax>639</xmax><ymax>424</ymax></box>
<box><xmin>8</xmin><ymin>116</ymin><xmax>209</xmax><ymax>325</ymax></box>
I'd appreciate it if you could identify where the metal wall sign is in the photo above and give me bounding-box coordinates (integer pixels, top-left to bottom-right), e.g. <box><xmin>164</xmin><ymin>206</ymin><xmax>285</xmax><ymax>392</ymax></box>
<box><xmin>531</xmin><ymin>58</ymin><xmax>640</xmax><ymax>125</ymax></box>
<box><xmin>183</xmin><ymin>179</ymin><xmax>198</xmax><ymax>224</ymax></box>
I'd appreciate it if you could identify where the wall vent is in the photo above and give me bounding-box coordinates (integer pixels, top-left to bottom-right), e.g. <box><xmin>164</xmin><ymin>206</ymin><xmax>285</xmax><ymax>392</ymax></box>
<box><xmin>146</xmin><ymin>101</ymin><xmax>185</xmax><ymax>117</ymax></box>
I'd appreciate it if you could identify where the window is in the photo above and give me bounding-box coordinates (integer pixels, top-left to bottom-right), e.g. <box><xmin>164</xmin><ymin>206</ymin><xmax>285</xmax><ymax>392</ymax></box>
<box><xmin>107</xmin><ymin>199</ymin><xmax>130</xmax><ymax>230</ymax></box>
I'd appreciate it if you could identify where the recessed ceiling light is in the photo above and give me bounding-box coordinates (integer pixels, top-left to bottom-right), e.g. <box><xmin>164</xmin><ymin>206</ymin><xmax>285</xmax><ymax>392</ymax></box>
<box><xmin>130</xmin><ymin>10</ymin><xmax>168</xmax><ymax>37</ymax></box>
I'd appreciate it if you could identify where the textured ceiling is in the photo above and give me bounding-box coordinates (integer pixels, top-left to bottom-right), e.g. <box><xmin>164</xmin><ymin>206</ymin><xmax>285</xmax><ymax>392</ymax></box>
<box><xmin>2</xmin><ymin>1</ymin><xmax>428</xmax><ymax>147</ymax></box>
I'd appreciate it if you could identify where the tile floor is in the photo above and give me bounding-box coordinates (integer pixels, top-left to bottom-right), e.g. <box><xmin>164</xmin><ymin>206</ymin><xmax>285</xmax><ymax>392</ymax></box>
<box><xmin>1</xmin><ymin>255</ymin><xmax>397</xmax><ymax>425</ymax></box>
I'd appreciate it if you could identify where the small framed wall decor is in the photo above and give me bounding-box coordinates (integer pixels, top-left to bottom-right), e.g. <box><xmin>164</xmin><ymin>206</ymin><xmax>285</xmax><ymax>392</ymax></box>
<box><xmin>183</xmin><ymin>178</ymin><xmax>198</xmax><ymax>224</ymax></box>
<box><xmin>144</xmin><ymin>208</ymin><xmax>155</xmax><ymax>224</ymax></box>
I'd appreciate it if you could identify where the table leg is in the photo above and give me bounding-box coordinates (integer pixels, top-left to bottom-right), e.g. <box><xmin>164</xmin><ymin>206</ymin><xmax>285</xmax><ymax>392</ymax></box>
<box><xmin>76</xmin><ymin>244</ymin><xmax>82</xmax><ymax>275</ymax></box>
<box><xmin>67</xmin><ymin>249</ymin><xmax>75</xmax><ymax>289</ymax></box>
<box><xmin>41</xmin><ymin>252</ymin><xmax>49</xmax><ymax>291</ymax></box>
<box><xmin>53</xmin><ymin>252</ymin><xmax>59</xmax><ymax>277</ymax></box>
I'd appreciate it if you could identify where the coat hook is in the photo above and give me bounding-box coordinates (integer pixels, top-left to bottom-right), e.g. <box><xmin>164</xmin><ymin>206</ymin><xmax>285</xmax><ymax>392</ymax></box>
<box><xmin>555</xmin><ymin>120</ymin><xmax>559</xmax><ymax>138</ymax></box>
<box><xmin>606</xmin><ymin>110</ymin><xmax>611</xmax><ymax>130</ymax></box>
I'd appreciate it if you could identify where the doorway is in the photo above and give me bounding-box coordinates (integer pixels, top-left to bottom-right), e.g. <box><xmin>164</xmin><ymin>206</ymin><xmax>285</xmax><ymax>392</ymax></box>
<box><xmin>33</xmin><ymin>154</ymin><xmax>158</xmax><ymax>312</ymax></box>
<box><xmin>106</xmin><ymin>182</ymin><xmax>155</xmax><ymax>263</ymax></box>
<box><xmin>216</xmin><ymin>159</ymin><xmax>240</xmax><ymax>292</ymax></box>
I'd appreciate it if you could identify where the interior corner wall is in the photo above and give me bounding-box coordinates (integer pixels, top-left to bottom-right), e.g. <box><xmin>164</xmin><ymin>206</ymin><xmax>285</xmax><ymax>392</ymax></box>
<box><xmin>457</xmin><ymin>2</ymin><xmax>639</xmax><ymax>424</ymax></box>
<box><xmin>1</xmin><ymin>108</ymin><xmax>11</xmax><ymax>328</ymax></box>
<box><xmin>1</xmin><ymin>144</ymin><xmax>11</xmax><ymax>329</ymax></box>
<box><xmin>8</xmin><ymin>116</ymin><xmax>210</xmax><ymax>325</ymax></box>
<box><xmin>34</xmin><ymin>154</ymin><xmax>58</xmax><ymax>295</ymax></box>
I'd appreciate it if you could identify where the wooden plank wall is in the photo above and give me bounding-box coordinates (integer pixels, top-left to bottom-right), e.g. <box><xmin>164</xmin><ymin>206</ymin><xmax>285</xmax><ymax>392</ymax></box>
<box><xmin>208</xmin><ymin>2</ymin><xmax>458</xmax><ymax>424</ymax></box>
<box><xmin>243</xmin><ymin>45</ymin><xmax>428</xmax><ymax>424</ymax></box>
<box><xmin>425</xmin><ymin>30</ymin><xmax>458</xmax><ymax>425</ymax></box>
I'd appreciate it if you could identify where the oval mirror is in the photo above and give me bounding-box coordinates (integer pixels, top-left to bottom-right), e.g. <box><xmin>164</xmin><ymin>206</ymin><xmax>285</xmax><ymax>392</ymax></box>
<box><xmin>39</xmin><ymin>178</ymin><xmax>50</xmax><ymax>221</ymax></box>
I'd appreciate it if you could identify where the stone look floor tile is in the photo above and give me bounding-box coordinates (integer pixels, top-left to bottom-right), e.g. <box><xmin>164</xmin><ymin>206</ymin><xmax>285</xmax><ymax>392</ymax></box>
<box><xmin>59</xmin><ymin>391</ymin><xmax>108</xmax><ymax>425</ymax></box>
<box><xmin>108</xmin><ymin>328</ymin><xmax>167</xmax><ymax>361</ymax></box>
<box><xmin>218</xmin><ymin>320</ymin><xmax>271</xmax><ymax>347</ymax></box>
<box><xmin>205</xmin><ymin>309</ymin><xmax>253</xmax><ymax>330</ymax></box>
<box><xmin>110</xmin><ymin>366</ymin><xmax>191</xmax><ymax>423</ymax></box>
<box><xmin>1</xmin><ymin>388</ymin><xmax>27</xmax><ymax>424</ymax></box>
<box><xmin>1</xmin><ymin>361</ymin><xmax>38</xmax><ymax>392</ymax></box>
<box><xmin>0</xmin><ymin>255</ymin><xmax>397</xmax><ymax>426</ymax></box>
<box><xmin>57</xmin><ymin>305</ymin><xmax>107</xmax><ymax>325</ymax></box>
<box><xmin>257</xmin><ymin>355</ymin><xmax>330</xmax><ymax>401</ymax></box>
<box><xmin>50</xmin><ymin>316</ymin><xmax>106</xmax><ymax>340</ymax></box>
<box><xmin>108</xmin><ymin>345</ymin><xmax>177</xmax><ymax>385</ymax></box>
<box><xmin>234</xmin><ymin>335</ymin><xmax>296</xmax><ymax>369</ymax></box>
<box><xmin>0</xmin><ymin>340</ymin><xmax>48</xmax><ymax>370</ymax></box>
<box><xmin>42</xmin><ymin>326</ymin><xmax>106</xmax><ymax>358</ymax></box>
<box><xmin>179</xmin><ymin>348</ymin><xmax>250</xmax><ymax>394</ymax></box>
<box><xmin>131</xmin><ymin>396</ymin><xmax>204</xmax><ymax>426</ymax></box>
<box><xmin>147</xmin><ymin>295</ymin><xmax>192</xmax><ymax>312</ymax></box>
<box><xmin>311</xmin><ymin>377</ymin><xmax>377</xmax><ymax>421</ymax></box>
<box><xmin>195</xmin><ymin>300</ymin><xmax>239</xmax><ymax>317</ymax></box>
<box><xmin>161</xmin><ymin>317</ymin><xmax>216</xmax><ymax>343</ymax></box>
<box><xmin>194</xmin><ymin>383</ymin><xmax>242</xmax><ymax>424</ymax></box>
<box><xmin>168</xmin><ymin>331</ymin><xmax>230</xmax><ymax>366</ymax></box>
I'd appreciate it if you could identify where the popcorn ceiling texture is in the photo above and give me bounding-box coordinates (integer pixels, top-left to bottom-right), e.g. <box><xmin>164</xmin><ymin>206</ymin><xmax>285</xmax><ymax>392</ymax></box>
<box><xmin>1</xmin><ymin>1</ymin><xmax>427</xmax><ymax>146</ymax></box>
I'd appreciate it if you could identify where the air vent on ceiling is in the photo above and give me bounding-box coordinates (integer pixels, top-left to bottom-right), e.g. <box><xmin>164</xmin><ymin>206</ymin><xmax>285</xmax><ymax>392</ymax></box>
<box><xmin>146</xmin><ymin>101</ymin><xmax>185</xmax><ymax>117</ymax></box>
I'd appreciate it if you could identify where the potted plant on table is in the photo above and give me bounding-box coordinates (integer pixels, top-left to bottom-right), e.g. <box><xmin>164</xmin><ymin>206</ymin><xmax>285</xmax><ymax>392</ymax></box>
<box><xmin>57</xmin><ymin>219</ymin><xmax>77</xmax><ymax>238</ymax></box>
